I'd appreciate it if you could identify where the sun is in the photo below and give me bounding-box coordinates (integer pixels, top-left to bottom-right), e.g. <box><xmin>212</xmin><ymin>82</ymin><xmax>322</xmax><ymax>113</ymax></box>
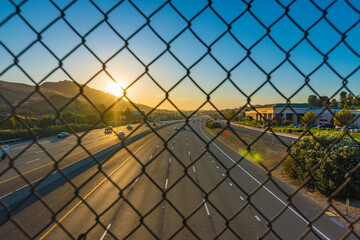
<box><xmin>106</xmin><ymin>81</ymin><xmax>124</xmax><ymax>98</ymax></box>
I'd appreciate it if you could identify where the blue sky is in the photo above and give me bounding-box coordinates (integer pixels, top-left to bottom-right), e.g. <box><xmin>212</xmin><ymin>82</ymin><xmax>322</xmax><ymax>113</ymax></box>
<box><xmin>0</xmin><ymin>0</ymin><xmax>359</xmax><ymax>110</ymax></box>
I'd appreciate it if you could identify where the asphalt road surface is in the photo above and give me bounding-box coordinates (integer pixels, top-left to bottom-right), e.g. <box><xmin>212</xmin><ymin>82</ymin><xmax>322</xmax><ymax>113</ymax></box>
<box><xmin>0</xmin><ymin>123</ymin><xmax>151</xmax><ymax>197</ymax></box>
<box><xmin>0</xmin><ymin>121</ymin><xmax>358</xmax><ymax>239</ymax></box>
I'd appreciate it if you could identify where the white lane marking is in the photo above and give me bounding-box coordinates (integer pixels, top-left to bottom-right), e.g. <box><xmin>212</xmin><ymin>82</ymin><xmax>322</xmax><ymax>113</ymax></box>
<box><xmin>36</xmin><ymin>150</ymin><xmax>43</xmax><ymax>153</ymax></box>
<box><xmin>169</xmin><ymin>158</ymin><xmax>171</xmax><ymax>163</ymax></box>
<box><xmin>12</xmin><ymin>145</ymin><xmax>26</xmax><ymax>150</ymax></box>
<box><xmin>240</xmin><ymin>196</ymin><xmax>244</xmax><ymax>201</ymax></box>
<box><xmin>203</xmin><ymin>199</ymin><xmax>211</xmax><ymax>216</ymax></box>
<box><xmin>171</xmin><ymin>146</ymin><xmax>173</xmax><ymax>149</ymax></box>
<box><xmin>188</xmin><ymin>151</ymin><xmax>191</xmax><ymax>155</ymax></box>
<box><xmin>216</xmin><ymin>166</ymin><xmax>219</xmax><ymax>169</ymax></box>
<box><xmin>229</xmin><ymin>183</ymin><xmax>233</xmax><ymax>187</ymax></box>
<box><xmin>193</xmin><ymin>166</ymin><xmax>196</xmax><ymax>172</ymax></box>
<box><xmin>212</xmin><ymin>160</ymin><xmax>214</xmax><ymax>163</ymax></box>
<box><xmin>330</xmin><ymin>218</ymin><xmax>345</xmax><ymax>228</ymax></box>
<box><xmin>134</xmin><ymin>177</ymin><xmax>139</xmax><ymax>183</ymax></box>
<box><xmin>200</xmin><ymin>127</ymin><xmax>331</xmax><ymax>240</ymax></box>
<box><xmin>1</xmin><ymin>190</ymin><xmax>14</xmax><ymax>198</ymax></box>
<box><xmin>100</xmin><ymin>223</ymin><xmax>112</xmax><ymax>240</ymax></box>
<box><xmin>28</xmin><ymin>147</ymin><xmax>37</xmax><ymax>151</ymax></box>
<box><xmin>222</xmin><ymin>173</ymin><xmax>226</xmax><ymax>177</ymax></box>
<box><xmin>186</xmin><ymin>143</ymin><xmax>188</xmax><ymax>146</ymax></box>
<box><xmin>254</xmin><ymin>215</ymin><xmax>261</xmax><ymax>222</ymax></box>
<box><xmin>149</xmin><ymin>155</ymin><xmax>153</xmax><ymax>159</ymax></box>
<box><xmin>165</xmin><ymin>179</ymin><xmax>168</xmax><ymax>189</ymax></box>
<box><xmin>26</xmin><ymin>158</ymin><xmax>40</xmax><ymax>164</ymax></box>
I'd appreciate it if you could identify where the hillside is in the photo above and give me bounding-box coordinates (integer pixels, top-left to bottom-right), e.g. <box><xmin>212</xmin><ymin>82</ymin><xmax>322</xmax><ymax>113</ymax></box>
<box><xmin>0</xmin><ymin>80</ymin><xmax>152</xmax><ymax>113</ymax></box>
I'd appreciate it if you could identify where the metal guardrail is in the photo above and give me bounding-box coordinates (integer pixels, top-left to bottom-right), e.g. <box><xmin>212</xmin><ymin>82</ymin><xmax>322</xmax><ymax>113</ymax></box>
<box><xmin>0</xmin><ymin>138</ymin><xmax>22</xmax><ymax>145</ymax></box>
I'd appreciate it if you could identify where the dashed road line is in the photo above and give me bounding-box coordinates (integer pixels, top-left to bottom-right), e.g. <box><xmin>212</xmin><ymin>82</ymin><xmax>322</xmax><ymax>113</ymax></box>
<box><xmin>149</xmin><ymin>155</ymin><xmax>153</xmax><ymax>159</ymax></box>
<box><xmin>203</xmin><ymin>199</ymin><xmax>211</xmax><ymax>216</ymax></box>
<box><xmin>36</xmin><ymin>150</ymin><xmax>43</xmax><ymax>153</ymax></box>
<box><xmin>193</xmin><ymin>166</ymin><xmax>196</xmax><ymax>172</ymax></box>
<box><xmin>26</xmin><ymin>158</ymin><xmax>41</xmax><ymax>164</ymax></box>
<box><xmin>100</xmin><ymin>224</ymin><xmax>112</xmax><ymax>240</ymax></box>
<box><xmin>169</xmin><ymin>158</ymin><xmax>171</xmax><ymax>163</ymax></box>
<box><xmin>200</xmin><ymin>126</ymin><xmax>331</xmax><ymax>240</ymax></box>
<box><xmin>240</xmin><ymin>196</ymin><xmax>244</xmax><ymax>201</ymax></box>
<box><xmin>254</xmin><ymin>215</ymin><xmax>261</xmax><ymax>222</ymax></box>
<box><xmin>165</xmin><ymin>179</ymin><xmax>168</xmax><ymax>189</ymax></box>
<box><xmin>229</xmin><ymin>183</ymin><xmax>233</xmax><ymax>187</ymax></box>
<box><xmin>188</xmin><ymin>151</ymin><xmax>191</xmax><ymax>155</ymax></box>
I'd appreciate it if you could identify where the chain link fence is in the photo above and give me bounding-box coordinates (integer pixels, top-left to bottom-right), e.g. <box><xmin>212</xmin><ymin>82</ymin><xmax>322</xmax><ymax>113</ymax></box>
<box><xmin>0</xmin><ymin>0</ymin><xmax>359</xmax><ymax>239</ymax></box>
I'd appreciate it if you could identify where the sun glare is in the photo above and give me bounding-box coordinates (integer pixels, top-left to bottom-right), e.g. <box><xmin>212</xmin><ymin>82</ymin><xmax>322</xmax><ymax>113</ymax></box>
<box><xmin>107</xmin><ymin>81</ymin><xmax>124</xmax><ymax>98</ymax></box>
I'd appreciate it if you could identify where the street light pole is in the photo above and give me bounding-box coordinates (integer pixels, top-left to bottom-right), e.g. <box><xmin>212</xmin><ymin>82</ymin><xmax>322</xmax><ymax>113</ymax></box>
<box><xmin>75</xmin><ymin>97</ymin><xmax>78</xmax><ymax>125</ymax></box>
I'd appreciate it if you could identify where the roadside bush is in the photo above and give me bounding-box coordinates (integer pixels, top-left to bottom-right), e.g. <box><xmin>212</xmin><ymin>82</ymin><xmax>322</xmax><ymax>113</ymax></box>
<box><xmin>283</xmin><ymin>132</ymin><xmax>360</xmax><ymax>198</ymax></box>
<box><xmin>208</xmin><ymin>121</ymin><xmax>222</xmax><ymax>129</ymax></box>
<box><xmin>205</xmin><ymin>119</ymin><xmax>215</xmax><ymax>128</ymax></box>
<box><xmin>0</xmin><ymin>123</ymin><xmax>106</xmax><ymax>141</ymax></box>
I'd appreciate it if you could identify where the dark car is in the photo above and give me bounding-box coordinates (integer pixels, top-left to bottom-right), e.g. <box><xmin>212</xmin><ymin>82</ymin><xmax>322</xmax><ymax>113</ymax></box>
<box><xmin>104</xmin><ymin>126</ymin><xmax>112</xmax><ymax>134</ymax></box>
<box><xmin>319</xmin><ymin>123</ymin><xmax>333</xmax><ymax>129</ymax></box>
<box><xmin>57</xmin><ymin>132</ymin><xmax>70</xmax><ymax>138</ymax></box>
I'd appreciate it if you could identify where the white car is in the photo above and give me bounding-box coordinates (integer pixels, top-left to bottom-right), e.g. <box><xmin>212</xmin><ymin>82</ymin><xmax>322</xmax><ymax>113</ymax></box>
<box><xmin>57</xmin><ymin>132</ymin><xmax>70</xmax><ymax>138</ymax></box>
<box><xmin>0</xmin><ymin>144</ymin><xmax>9</xmax><ymax>160</ymax></box>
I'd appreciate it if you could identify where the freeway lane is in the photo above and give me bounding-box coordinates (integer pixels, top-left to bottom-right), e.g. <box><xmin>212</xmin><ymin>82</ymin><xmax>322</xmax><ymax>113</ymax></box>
<box><xmin>0</xmin><ymin>121</ymin><xmax>358</xmax><ymax>239</ymax></box>
<box><xmin>0</xmin><ymin>123</ymin><xmax>156</xmax><ymax>197</ymax></box>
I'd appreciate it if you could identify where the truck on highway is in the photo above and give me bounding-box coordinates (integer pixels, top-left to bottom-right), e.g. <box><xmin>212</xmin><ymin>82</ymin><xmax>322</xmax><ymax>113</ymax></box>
<box><xmin>0</xmin><ymin>144</ymin><xmax>9</xmax><ymax>160</ymax></box>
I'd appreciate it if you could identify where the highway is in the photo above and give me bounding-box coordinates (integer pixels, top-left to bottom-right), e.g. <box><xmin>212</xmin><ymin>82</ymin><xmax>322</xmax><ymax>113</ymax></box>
<box><xmin>0</xmin><ymin>121</ymin><xmax>357</xmax><ymax>239</ymax></box>
<box><xmin>0</xmin><ymin>123</ymin><xmax>152</xmax><ymax>197</ymax></box>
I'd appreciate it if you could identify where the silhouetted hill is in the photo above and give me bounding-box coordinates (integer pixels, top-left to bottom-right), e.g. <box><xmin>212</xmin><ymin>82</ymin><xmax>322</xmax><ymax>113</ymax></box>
<box><xmin>0</xmin><ymin>80</ymin><xmax>152</xmax><ymax>113</ymax></box>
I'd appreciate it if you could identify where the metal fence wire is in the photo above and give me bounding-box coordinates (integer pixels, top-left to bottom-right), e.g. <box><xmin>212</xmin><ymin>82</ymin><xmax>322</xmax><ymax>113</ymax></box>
<box><xmin>0</xmin><ymin>0</ymin><xmax>359</xmax><ymax>239</ymax></box>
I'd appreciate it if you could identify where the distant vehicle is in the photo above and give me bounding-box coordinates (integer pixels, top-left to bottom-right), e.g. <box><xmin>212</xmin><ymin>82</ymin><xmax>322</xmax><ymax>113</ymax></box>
<box><xmin>346</xmin><ymin>126</ymin><xmax>359</xmax><ymax>132</ymax></box>
<box><xmin>174</xmin><ymin>126</ymin><xmax>178</xmax><ymax>130</ymax></box>
<box><xmin>319</xmin><ymin>123</ymin><xmax>333</xmax><ymax>129</ymax></box>
<box><xmin>127</xmin><ymin>124</ymin><xmax>133</xmax><ymax>130</ymax></box>
<box><xmin>104</xmin><ymin>126</ymin><xmax>112</xmax><ymax>134</ymax></box>
<box><xmin>118</xmin><ymin>131</ymin><xmax>125</xmax><ymax>139</ymax></box>
<box><xmin>57</xmin><ymin>132</ymin><xmax>70</xmax><ymax>138</ymax></box>
<box><xmin>152</xmin><ymin>123</ymin><xmax>157</xmax><ymax>127</ymax></box>
<box><xmin>0</xmin><ymin>144</ymin><xmax>9</xmax><ymax>160</ymax></box>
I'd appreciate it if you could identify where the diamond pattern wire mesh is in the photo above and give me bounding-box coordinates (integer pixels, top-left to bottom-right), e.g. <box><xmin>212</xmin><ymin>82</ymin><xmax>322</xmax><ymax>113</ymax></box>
<box><xmin>0</xmin><ymin>0</ymin><xmax>359</xmax><ymax>239</ymax></box>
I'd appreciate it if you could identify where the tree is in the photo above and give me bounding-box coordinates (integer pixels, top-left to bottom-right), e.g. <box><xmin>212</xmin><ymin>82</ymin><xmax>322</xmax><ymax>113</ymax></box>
<box><xmin>329</xmin><ymin>99</ymin><xmax>338</xmax><ymax>108</ymax></box>
<box><xmin>333</xmin><ymin>109</ymin><xmax>355</xmax><ymax>127</ymax></box>
<box><xmin>301</xmin><ymin>111</ymin><xmax>316</xmax><ymax>125</ymax></box>
<box><xmin>340</xmin><ymin>91</ymin><xmax>347</xmax><ymax>107</ymax></box>
<box><xmin>84</xmin><ymin>112</ymin><xmax>100</xmax><ymax>125</ymax></box>
<box><xmin>318</xmin><ymin>96</ymin><xmax>329</xmax><ymax>107</ymax></box>
<box><xmin>307</xmin><ymin>95</ymin><xmax>319</xmax><ymax>107</ymax></box>
<box><xmin>225</xmin><ymin>110</ymin><xmax>236</xmax><ymax>120</ymax></box>
<box><xmin>61</xmin><ymin>112</ymin><xmax>74</xmax><ymax>123</ymax></box>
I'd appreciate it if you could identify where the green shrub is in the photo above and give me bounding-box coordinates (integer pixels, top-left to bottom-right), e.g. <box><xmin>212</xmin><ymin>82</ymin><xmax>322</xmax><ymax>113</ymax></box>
<box><xmin>0</xmin><ymin>123</ymin><xmax>106</xmax><ymax>141</ymax></box>
<box><xmin>209</xmin><ymin>121</ymin><xmax>221</xmax><ymax>129</ymax></box>
<box><xmin>283</xmin><ymin>132</ymin><xmax>360</xmax><ymax>198</ymax></box>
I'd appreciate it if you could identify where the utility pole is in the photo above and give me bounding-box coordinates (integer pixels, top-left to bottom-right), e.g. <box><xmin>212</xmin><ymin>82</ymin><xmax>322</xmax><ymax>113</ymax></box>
<box><xmin>75</xmin><ymin>97</ymin><xmax>78</xmax><ymax>125</ymax></box>
<box><xmin>50</xmin><ymin>110</ymin><xmax>53</xmax><ymax>136</ymax></box>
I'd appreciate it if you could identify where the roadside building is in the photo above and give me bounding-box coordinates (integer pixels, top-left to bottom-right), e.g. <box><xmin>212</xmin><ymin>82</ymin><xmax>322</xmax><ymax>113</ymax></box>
<box><xmin>245</xmin><ymin>103</ymin><xmax>359</xmax><ymax>127</ymax></box>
